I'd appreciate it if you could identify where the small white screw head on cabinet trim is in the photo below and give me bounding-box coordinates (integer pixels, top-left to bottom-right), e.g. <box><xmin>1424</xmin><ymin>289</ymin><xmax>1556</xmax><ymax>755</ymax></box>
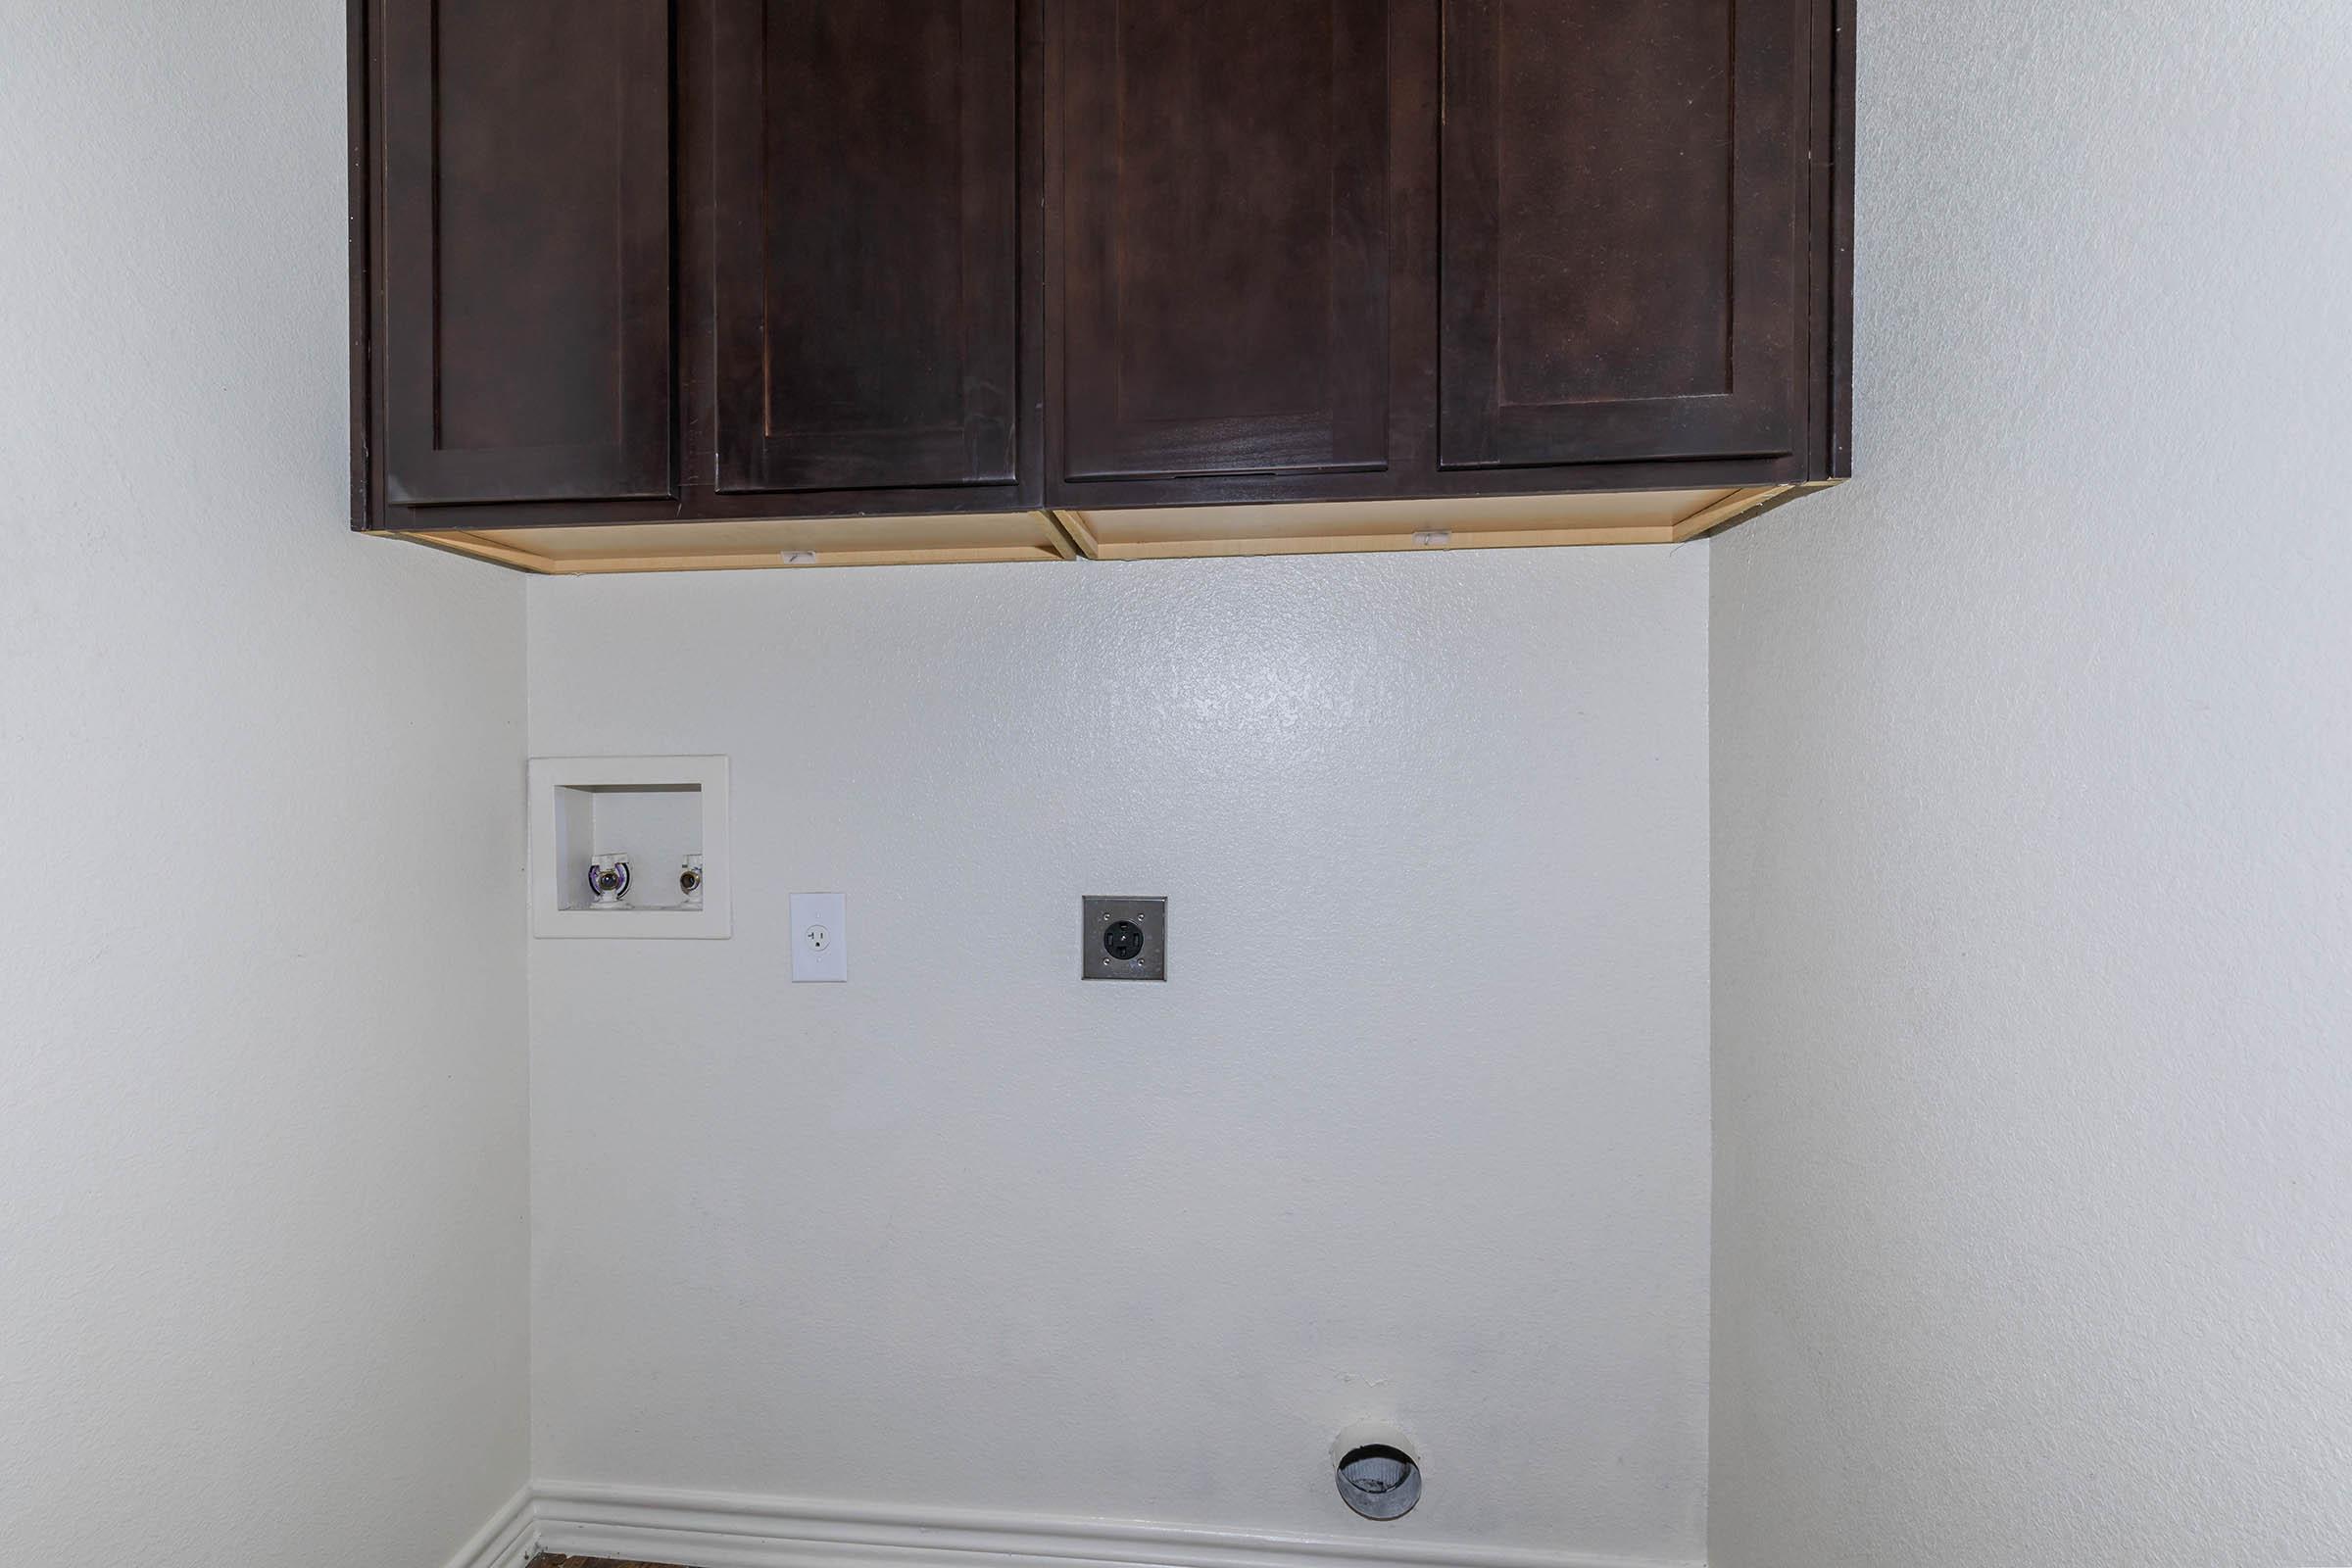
<box><xmin>792</xmin><ymin>893</ymin><xmax>848</xmax><ymax>982</ymax></box>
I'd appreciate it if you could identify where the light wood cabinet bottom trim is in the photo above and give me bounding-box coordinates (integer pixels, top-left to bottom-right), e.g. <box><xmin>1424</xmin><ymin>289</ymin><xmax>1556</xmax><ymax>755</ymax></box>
<box><xmin>379</xmin><ymin>482</ymin><xmax>1838</xmax><ymax>574</ymax></box>
<box><xmin>386</xmin><ymin>511</ymin><xmax>1076</xmax><ymax>574</ymax></box>
<box><xmin>1060</xmin><ymin>484</ymin><xmax>1833</xmax><ymax>561</ymax></box>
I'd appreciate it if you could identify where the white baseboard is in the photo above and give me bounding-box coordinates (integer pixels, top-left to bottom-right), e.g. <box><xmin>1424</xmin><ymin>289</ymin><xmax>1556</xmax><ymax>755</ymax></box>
<box><xmin>529</xmin><ymin>1482</ymin><xmax>1695</xmax><ymax>1568</ymax></box>
<box><xmin>443</xmin><ymin>1487</ymin><xmax>537</xmax><ymax>1568</ymax></box>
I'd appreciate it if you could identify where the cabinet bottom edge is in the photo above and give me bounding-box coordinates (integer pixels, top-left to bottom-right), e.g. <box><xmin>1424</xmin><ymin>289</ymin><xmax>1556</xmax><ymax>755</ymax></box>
<box><xmin>374</xmin><ymin>481</ymin><xmax>1841</xmax><ymax>574</ymax></box>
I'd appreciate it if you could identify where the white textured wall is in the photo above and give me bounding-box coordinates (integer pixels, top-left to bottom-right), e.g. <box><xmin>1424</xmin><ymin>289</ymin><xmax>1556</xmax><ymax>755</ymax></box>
<box><xmin>1709</xmin><ymin>1</ymin><xmax>2352</xmax><ymax>1565</ymax></box>
<box><xmin>0</xmin><ymin>5</ymin><xmax>530</xmax><ymax>1565</ymax></box>
<box><xmin>526</xmin><ymin>550</ymin><xmax>1711</xmax><ymax>1564</ymax></box>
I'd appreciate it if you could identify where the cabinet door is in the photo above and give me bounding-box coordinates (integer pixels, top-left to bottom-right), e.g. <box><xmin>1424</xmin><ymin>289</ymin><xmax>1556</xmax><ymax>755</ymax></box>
<box><xmin>1058</xmin><ymin>0</ymin><xmax>1394</xmax><ymax>483</ymax></box>
<box><xmin>379</xmin><ymin>0</ymin><xmax>674</xmax><ymax>507</ymax></box>
<box><xmin>1440</xmin><ymin>0</ymin><xmax>1801</xmax><ymax>469</ymax></box>
<box><xmin>712</xmin><ymin>0</ymin><xmax>1019</xmax><ymax>494</ymax></box>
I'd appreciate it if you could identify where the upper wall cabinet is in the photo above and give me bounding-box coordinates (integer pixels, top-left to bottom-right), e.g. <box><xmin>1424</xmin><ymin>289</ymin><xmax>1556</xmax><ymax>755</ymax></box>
<box><xmin>710</xmin><ymin>0</ymin><xmax>1021</xmax><ymax>495</ymax></box>
<box><xmin>1438</xmin><ymin>0</ymin><xmax>1801</xmax><ymax>470</ymax></box>
<box><xmin>1054</xmin><ymin>0</ymin><xmax>1397</xmax><ymax>487</ymax></box>
<box><xmin>375</xmin><ymin>0</ymin><xmax>674</xmax><ymax>508</ymax></box>
<box><xmin>352</xmin><ymin>0</ymin><xmax>1850</xmax><ymax>572</ymax></box>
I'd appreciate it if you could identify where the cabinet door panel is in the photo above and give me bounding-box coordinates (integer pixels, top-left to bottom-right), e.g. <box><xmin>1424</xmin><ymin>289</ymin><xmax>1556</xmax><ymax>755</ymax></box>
<box><xmin>713</xmin><ymin>0</ymin><xmax>1019</xmax><ymax>494</ymax></box>
<box><xmin>1440</xmin><ymin>0</ymin><xmax>1801</xmax><ymax>468</ymax></box>
<box><xmin>380</xmin><ymin>0</ymin><xmax>673</xmax><ymax>506</ymax></box>
<box><xmin>1059</xmin><ymin>0</ymin><xmax>1392</xmax><ymax>483</ymax></box>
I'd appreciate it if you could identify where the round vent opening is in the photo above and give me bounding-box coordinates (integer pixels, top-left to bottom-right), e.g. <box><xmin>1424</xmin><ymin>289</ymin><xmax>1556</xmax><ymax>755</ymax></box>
<box><xmin>1335</xmin><ymin>1443</ymin><xmax>1420</xmax><ymax>1521</ymax></box>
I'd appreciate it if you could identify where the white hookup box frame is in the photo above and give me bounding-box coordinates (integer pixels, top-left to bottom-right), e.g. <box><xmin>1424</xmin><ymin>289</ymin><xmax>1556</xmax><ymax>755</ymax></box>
<box><xmin>528</xmin><ymin>755</ymin><xmax>731</xmax><ymax>939</ymax></box>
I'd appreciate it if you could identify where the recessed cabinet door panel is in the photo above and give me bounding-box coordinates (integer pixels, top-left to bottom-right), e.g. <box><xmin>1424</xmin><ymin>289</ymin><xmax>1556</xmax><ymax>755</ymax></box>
<box><xmin>713</xmin><ymin>0</ymin><xmax>1019</xmax><ymax>494</ymax></box>
<box><xmin>1440</xmin><ymin>0</ymin><xmax>1802</xmax><ymax>468</ymax></box>
<box><xmin>1060</xmin><ymin>0</ymin><xmax>1392</xmax><ymax>483</ymax></box>
<box><xmin>379</xmin><ymin>0</ymin><xmax>674</xmax><ymax>506</ymax></box>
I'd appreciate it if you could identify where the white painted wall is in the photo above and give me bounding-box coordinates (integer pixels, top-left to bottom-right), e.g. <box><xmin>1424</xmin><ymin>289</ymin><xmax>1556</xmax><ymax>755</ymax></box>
<box><xmin>0</xmin><ymin>5</ymin><xmax>530</xmax><ymax>1565</ymax></box>
<box><xmin>526</xmin><ymin>550</ymin><xmax>1712</xmax><ymax>1564</ymax></box>
<box><xmin>1709</xmin><ymin>0</ymin><xmax>2352</xmax><ymax>1564</ymax></box>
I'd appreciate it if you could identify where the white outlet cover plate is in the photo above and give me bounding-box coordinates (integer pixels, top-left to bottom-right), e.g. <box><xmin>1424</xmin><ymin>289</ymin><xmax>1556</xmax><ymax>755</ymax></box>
<box><xmin>791</xmin><ymin>893</ymin><xmax>848</xmax><ymax>982</ymax></box>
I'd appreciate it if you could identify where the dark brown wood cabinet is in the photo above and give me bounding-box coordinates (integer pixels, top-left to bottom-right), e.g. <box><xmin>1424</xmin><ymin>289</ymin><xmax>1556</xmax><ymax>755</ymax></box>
<box><xmin>712</xmin><ymin>0</ymin><xmax>1021</xmax><ymax>494</ymax></box>
<box><xmin>1438</xmin><ymin>0</ymin><xmax>1802</xmax><ymax>470</ymax></box>
<box><xmin>1054</xmin><ymin>0</ymin><xmax>1397</xmax><ymax>486</ymax></box>
<box><xmin>375</xmin><ymin>0</ymin><xmax>674</xmax><ymax>508</ymax></box>
<box><xmin>352</xmin><ymin>0</ymin><xmax>1851</xmax><ymax>572</ymax></box>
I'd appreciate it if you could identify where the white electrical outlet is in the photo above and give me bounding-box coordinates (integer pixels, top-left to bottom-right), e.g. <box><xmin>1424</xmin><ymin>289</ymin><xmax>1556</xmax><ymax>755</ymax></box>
<box><xmin>791</xmin><ymin>893</ymin><xmax>848</xmax><ymax>983</ymax></box>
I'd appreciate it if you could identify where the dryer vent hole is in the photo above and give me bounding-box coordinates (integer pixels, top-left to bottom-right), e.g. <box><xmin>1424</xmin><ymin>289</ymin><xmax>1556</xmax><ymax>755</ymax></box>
<box><xmin>1336</xmin><ymin>1444</ymin><xmax>1420</xmax><ymax>1521</ymax></box>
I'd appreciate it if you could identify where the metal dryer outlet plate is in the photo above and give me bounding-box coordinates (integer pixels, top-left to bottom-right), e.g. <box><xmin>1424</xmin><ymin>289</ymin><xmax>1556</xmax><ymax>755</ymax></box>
<box><xmin>1082</xmin><ymin>896</ymin><xmax>1166</xmax><ymax>981</ymax></box>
